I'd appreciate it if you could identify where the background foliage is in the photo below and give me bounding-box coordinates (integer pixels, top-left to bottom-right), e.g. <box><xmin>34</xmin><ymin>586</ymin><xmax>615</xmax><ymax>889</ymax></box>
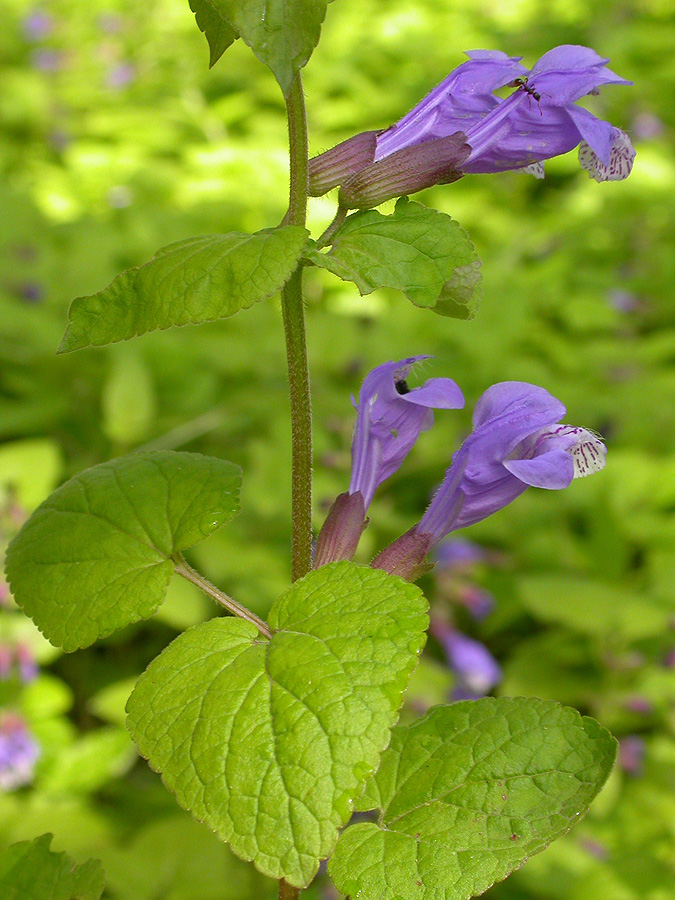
<box><xmin>0</xmin><ymin>0</ymin><xmax>673</xmax><ymax>897</ymax></box>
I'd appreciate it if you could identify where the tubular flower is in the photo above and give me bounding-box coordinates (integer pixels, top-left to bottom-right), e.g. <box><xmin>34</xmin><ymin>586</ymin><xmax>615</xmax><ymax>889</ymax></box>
<box><xmin>373</xmin><ymin>381</ymin><xmax>606</xmax><ymax>578</ymax></box>
<box><xmin>309</xmin><ymin>45</ymin><xmax>634</xmax><ymax>205</ymax></box>
<box><xmin>349</xmin><ymin>356</ymin><xmax>464</xmax><ymax>510</ymax></box>
<box><xmin>461</xmin><ymin>45</ymin><xmax>635</xmax><ymax>180</ymax></box>
<box><xmin>314</xmin><ymin>357</ymin><xmax>463</xmax><ymax>568</ymax></box>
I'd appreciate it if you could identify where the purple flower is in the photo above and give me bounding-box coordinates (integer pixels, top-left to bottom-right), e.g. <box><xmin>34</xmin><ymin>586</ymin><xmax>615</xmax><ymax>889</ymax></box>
<box><xmin>373</xmin><ymin>381</ymin><xmax>606</xmax><ymax>579</ymax></box>
<box><xmin>418</xmin><ymin>382</ymin><xmax>606</xmax><ymax>543</ymax></box>
<box><xmin>431</xmin><ymin>618</ymin><xmax>502</xmax><ymax>698</ymax></box>
<box><xmin>349</xmin><ymin>356</ymin><xmax>464</xmax><ymax>509</ymax></box>
<box><xmin>375</xmin><ymin>51</ymin><xmax>527</xmax><ymax>159</ymax></box>
<box><xmin>0</xmin><ymin>717</ymin><xmax>40</xmax><ymax>792</ymax></box>
<box><xmin>309</xmin><ymin>44</ymin><xmax>634</xmax><ymax>204</ymax></box>
<box><xmin>461</xmin><ymin>45</ymin><xmax>635</xmax><ymax>181</ymax></box>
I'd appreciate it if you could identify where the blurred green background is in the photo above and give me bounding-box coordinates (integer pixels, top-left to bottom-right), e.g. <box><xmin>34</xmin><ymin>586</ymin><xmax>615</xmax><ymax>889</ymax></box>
<box><xmin>0</xmin><ymin>0</ymin><xmax>674</xmax><ymax>897</ymax></box>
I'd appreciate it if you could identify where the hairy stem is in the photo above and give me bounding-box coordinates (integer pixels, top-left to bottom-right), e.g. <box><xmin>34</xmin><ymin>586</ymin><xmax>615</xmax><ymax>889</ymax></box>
<box><xmin>315</xmin><ymin>205</ymin><xmax>348</xmax><ymax>250</ymax></box>
<box><xmin>278</xmin><ymin>879</ymin><xmax>301</xmax><ymax>900</ymax></box>
<box><xmin>174</xmin><ymin>554</ymin><xmax>272</xmax><ymax>639</ymax></box>
<box><xmin>282</xmin><ymin>74</ymin><xmax>312</xmax><ymax>582</ymax></box>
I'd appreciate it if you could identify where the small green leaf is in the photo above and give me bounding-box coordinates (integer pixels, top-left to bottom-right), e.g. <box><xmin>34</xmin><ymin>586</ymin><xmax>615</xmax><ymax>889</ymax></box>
<box><xmin>59</xmin><ymin>226</ymin><xmax>308</xmax><ymax>352</ymax></box>
<box><xmin>5</xmin><ymin>451</ymin><xmax>241</xmax><ymax>651</ymax></box>
<box><xmin>329</xmin><ymin>698</ymin><xmax>617</xmax><ymax>900</ymax></box>
<box><xmin>306</xmin><ymin>198</ymin><xmax>482</xmax><ymax>318</ymax></box>
<box><xmin>127</xmin><ymin>562</ymin><xmax>428</xmax><ymax>887</ymax></box>
<box><xmin>0</xmin><ymin>834</ymin><xmax>104</xmax><ymax>900</ymax></box>
<box><xmin>189</xmin><ymin>0</ymin><xmax>239</xmax><ymax>67</ymax></box>
<box><xmin>207</xmin><ymin>0</ymin><xmax>328</xmax><ymax>95</ymax></box>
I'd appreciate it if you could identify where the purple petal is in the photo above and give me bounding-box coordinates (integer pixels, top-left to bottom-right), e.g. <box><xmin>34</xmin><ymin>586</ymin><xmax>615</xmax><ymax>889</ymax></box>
<box><xmin>404</xmin><ymin>377</ymin><xmax>465</xmax><ymax>409</ymax></box>
<box><xmin>472</xmin><ymin>381</ymin><xmax>566</xmax><ymax>437</ymax></box>
<box><xmin>375</xmin><ymin>51</ymin><xmax>527</xmax><ymax>160</ymax></box>
<box><xmin>503</xmin><ymin>449</ymin><xmax>574</xmax><ymax>488</ymax></box>
<box><xmin>567</xmin><ymin>105</ymin><xmax>616</xmax><ymax>165</ymax></box>
<box><xmin>349</xmin><ymin>356</ymin><xmax>463</xmax><ymax>508</ymax></box>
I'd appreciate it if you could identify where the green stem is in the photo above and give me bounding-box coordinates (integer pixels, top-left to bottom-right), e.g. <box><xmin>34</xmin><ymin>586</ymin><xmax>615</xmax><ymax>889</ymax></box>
<box><xmin>315</xmin><ymin>205</ymin><xmax>348</xmax><ymax>250</ymax></box>
<box><xmin>174</xmin><ymin>554</ymin><xmax>272</xmax><ymax>639</ymax></box>
<box><xmin>278</xmin><ymin>879</ymin><xmax>301</xmax><ymax>900</ymax></box>
<box><xmin>282</xmin><ymin>74</ymin><xmax>312</xmax><ymax>582</ymax></box>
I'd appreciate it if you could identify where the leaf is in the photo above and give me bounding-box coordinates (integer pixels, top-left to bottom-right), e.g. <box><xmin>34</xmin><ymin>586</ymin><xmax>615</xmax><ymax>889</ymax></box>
<box><xmin>329</xmin><ymin>698</ymin><xmax>617</xmax><ymax>900</ymax></box>
<box><xmin>0</xmin><ymin>834</ymin><xmax>104</xmax><ymax>900</ymax></box>
<box><xmin>127</xmin><ymin>562</ymin><xmax>428</xmax><ymax>887</ymax></box>
<box><xmin>5</xmin><ymin>451</ymin><xmax>241</xmax><ymax>651</ymax></box>
<box><xmin>207</xmin><ymin>0</ymin><xmax>329</xmax><ymax>95</ymax></box>
<box><xmin>58</xmin><ymin>226</ymin><xmax>308</xmax><ymax>353</ymax></box>
<box><xmin>189</xmin><ymin>0</ymin><xmax>239</xmax><ymax>68</ymax></box>
<box><xmin>305</xmin><ymin>199</ymin><xmax>482</xmax><ymax>318</ymax></box>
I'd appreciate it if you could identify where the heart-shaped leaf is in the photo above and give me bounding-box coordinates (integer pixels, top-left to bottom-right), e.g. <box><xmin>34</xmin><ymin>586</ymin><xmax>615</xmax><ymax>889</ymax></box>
<box><xmin>59</xmin><ymin>226</ymin><xmax>308</xmax><ymax>352</ymax></box>
<box><xmin>127</xmin><ymin>562</ymin><xmax>428</xmax><ymax>887</ymax></box>
<box><xmin>329</xmin><ymin>698</ymin><xmax>617</xmax><ymax>900</ymax></box>
<box><xmin>305</xmin><ymin>198</ymin><xmax>482</xmax><ymax>319</ymax></box>
<box><xmin>5</xmin><ymin>452</ymin><xmax>241</xmax><ymax>651</ymax></box>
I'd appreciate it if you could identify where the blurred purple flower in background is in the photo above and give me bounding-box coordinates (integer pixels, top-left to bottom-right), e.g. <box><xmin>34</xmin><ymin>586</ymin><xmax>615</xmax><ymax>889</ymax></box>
<box><xmin>435</xmin><ymin>537</ymin><xmax>490</xmax><ymax>570</ymax></box>
<box><xmin>0</xmin><ymin>716</ymin><xmax>40</xmax><ymax>792</ymax></box>
<box><xmin>22</xmin><ymin>9</ymin><xmax>54</xmax><ymax>41</ymax></box>
<box><xmin>16</xmin><ymin>645</ymin><xmax>38</xmax><ymax>684</ymax></box>
<box><xmin>619</xmin><ymin>735</ymin><xmax>646</xmax><ymax>777</ymax></box>
<box><xmin>30</xmin><ymin>48</ymin><xmax>64</xmax><ymax>72</ymax></box>
<box><xmin>434</xmin><ymin>539</ymin><xmax>496</xmax><ymax>619</ymax></box>
<box><xmin>431</xmin><ymin>617</ymin><xmax>502</xmax><ymax>699</ymax></box>
<box><xmin>349</xmin><ymin>356</ymin><xmax>464</xmax><ymax>510</ymax></box>
<box><xmin>106</xmin><ymin>62</ymin><xmax>136</xmax><ymax>89</ymax></box>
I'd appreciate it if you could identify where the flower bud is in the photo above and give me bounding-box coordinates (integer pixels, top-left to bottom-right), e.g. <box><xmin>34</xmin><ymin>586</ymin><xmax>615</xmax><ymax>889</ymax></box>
<box><xmin>371</xmin><ymin>526</ymin><xmax>434</xmax><ymax>581</ymax></box>
<box><xmin>338</xmin><ymin>134</ymin><xmax>470</xmax><ymax>210</ymax></box>
<box><xmin>308</xmin><ymin>131</ymin><xmax>379</xmax><ymax>197</ymax></box>
<box><xmin>314</xmin><ymin>491</ymin><xmax>367</xmax><ymax>568</ymax></box>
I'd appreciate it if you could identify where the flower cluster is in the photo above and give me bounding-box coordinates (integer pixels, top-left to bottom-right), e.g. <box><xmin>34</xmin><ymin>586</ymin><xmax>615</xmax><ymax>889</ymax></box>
<box><xmin>315</xmin><ymin>357</ymin><xmax>606</xmax><ymax>580</ymax></box>
<box><xmin>309</xmin><ymin>45</ymin><xmax>635</xmax><ymax>208</ymax></box>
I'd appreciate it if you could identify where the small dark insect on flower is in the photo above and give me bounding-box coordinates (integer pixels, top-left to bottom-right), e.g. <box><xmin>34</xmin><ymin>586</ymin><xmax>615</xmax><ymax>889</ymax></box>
<box><xmin>510</xmin><ymin>75</ymin><xmax>541</xmax><ymax>102</ymax></box>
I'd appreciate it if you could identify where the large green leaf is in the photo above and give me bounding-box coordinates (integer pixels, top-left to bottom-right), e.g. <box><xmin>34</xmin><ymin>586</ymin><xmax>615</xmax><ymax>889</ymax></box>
<box><xmin>0</xmin><ymin>834</ymin><xmax>104</xmax><ymax>900</ymax></box>
<box><xmin>127</xmin><ymin>562</ymin><xmax>428</xmax><ymax>887</ymax></box>
<box><xmin>59</xmin><ymin>226</ymin><xmax>308</xmax><ymax>352</ymax></box>
<box><xmin>305</xmin><ymin>198</ymin><xmax>482</xmax><ymax>318</ymax></box>
<box><xmin>189</xmin><ymin>0</ymin><xmax>239</xmax><ymax>67</ymax></box>
<box><xmin>5</xmin><ymin>452</ymin><xmax>241</xmax><ymax>651</ymax></box>
<box><xmin>329</xmin><ymin>698</ymin><xmax>617</xmax><ymax>900</ymax></box>
<box><xmin>206</xmin><ymin>0</ymin><xmax>328</xmax><ymax>95</ymax></box>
